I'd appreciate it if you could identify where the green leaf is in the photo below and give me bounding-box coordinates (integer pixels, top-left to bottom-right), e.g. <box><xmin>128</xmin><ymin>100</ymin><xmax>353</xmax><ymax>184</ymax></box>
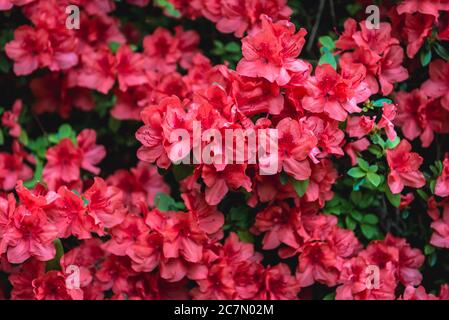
<box><xmin>291</xmin><ymin>179</ymin><xmax>309</xmax><ymax>197</ymax></box>
<box><xmin>430</xmin><ymin>179</ymin><xmax>437</xmax><ymax>194</ymax></box>
<box><xmin>318</xmin><ymin>52</ymin><xmax>337</xmax><ymax>70</ymax></box>
<box><xmin>319</xmin><ymin>36</ymin><xmax>335</xmax><ymax>51</ymax></box>
<box><xmin>361</xmin><ymin>224</ymin><xmax>378</xmax><ymax>239</ymax></box>
<box><xmin>19</xmin><ymin>130</ymin><xmax>28</xmax><ymax>146</ymax></box>
<box><xmin>279</xmin><ymin>172</ymin><xmax>288</xmax><ymax>185</ymax></box>
<box><xmin>225</xmin><ymin>42</ymin><xmax>241</xmax><ymax>53</ymax></box>
<box><xmin>46</xmin><ymin>239</ymin><xmax>64</xmax><ymax>271</ymax></box>
<box><xmin>420</xmin><ymin>48</ymin><xmax>432</xmax><ymax>67</ymax></box>
<box><xmin>24</xmin><ymin>158</ymin><xmax>44</xmax><ymax>188</ymax></box>
<box><xmin>0</xmin><ymin>130</ymin><xmax>3</xmax><ymax>146</ymax></box>
<box><xmin>236</xmin><ymin>230</ymin><xmax>254</xmax><ymax>243</ymax></box>
<box><xmin>323</xmin><ymin>292</ymin><xmax>336</xmax><ymax>300</ymax></box>
<box><xmin>353</xmin><ymin>178</ymin><xmax>366</xmax><ymax>191</ymax></box>
<box><xmin>370</xmin><ymin>133</ymin><xmax>386</xmax><ymax>149</ymax></box>
<box><xmin>154</xmin><ymin>193</ymin><xmax>184</xmax><ymax>212</ymax></box>
<box><xmin>416</xmin><ymin>189</ymin><xmax>429</xmax><ymax>201</ymax></box>
<box><xmin>58</xmin><ymin>124</ymin><xmax>73</xmax><ymax>139</ymax></box>
<box><xmin>0</xmin><ymin>29</ymin><xmax>14</xmax><ymax>49</ymax></box>
<box><xmin>81</xmin><ymin>195</ymin><xmax>89</xmax><ymax>207</ymax></box>
<box><xmin>346</xmin><ymin>3</ymin><xmax>362</xmax><ymax>15</ymax></box>
<box><xmin>386</xmin><ymin>187</ymin><xmax>401</xmax><ymax>207</ymax></box>
<box><xmin>348</xmin><ymin>167</ymin><xmax>366</xmax><ymax>178</ymax></box>
<box><xmin>424</xmin><ymin>244</ymin><xmax>435</xmax><ymax>255</ymax></box>
<box><xmin>428</xmin><ymin>252</ymin><xmax>437</xmax><ymax>267</ymax></box>
<box><xmin>345</xmin><ymin>216</ymin><xmax>357</xmax><ymax>230</ymax></box>
<box><xmin>108</xmin><ymin>117</ymin><xmax>121</xmax><ymax>133</ymax></box>
<box><xmin>350</xmin><ymin>191</ymin><xmax>362</xmax><ymax>204</ymax></box>
<box><xmin>434</xmin><ymin>43</ymin><xmax>449</xmax><ymax>61</ymax></box>
<box><xmin>108</xmin><ymin>41</ymin><xmax>121</xmax><ymax>54</ymax></box>
<box><xmin>368</xmin><ymin>145</ymin><xmax>384</xmax><ymax>158</ymax></box>
<box><xmin>357</xmin><ymin>157</ymin><xmax>370</xmax><ymax>172</ymax></box>
<box><xmin>172</xmin><ymin>164</ymin><xmax>194</xmax><ymax>181</ymax></box>
<box><xmin>366</xmin><ymin>172</ymin><xmax>381</xmax><ymax>187</ymax></box>
<box><xmin>155</xmin><ymin>0</ymin><xmax>181</xmax><ymax>17</ymax></box>
<box><xmin>0</xmin><ymin>53</ymin><xmax>11</xmax><ymax>73</ymax></box>
<box><xmin>401</xmin><ymin>210</ymin><xmax>410</xmax><ymax>219</ymax></box>
<box><xmin>386</xmin><ymin>136</ymin><xmax>400</xmax><ymax>149</ymax></box>
<box><xmin>350</xmin><ymin>210</ymin><xmax>363</xmax><ymax>222</ymax></box>
<box><xmin>228</xmin><ymin>206</ymin><xmax>252</xmax><ymax>229</ymax></box>
<box><xmin>372</xmin><ymin>98</ymin><xmax>393</xmax><ymax>107</ymax></box>
<box><xmin>362</xmin><ymin>214</ymin><xmax>379</xmax><ymax>225</ymax></box>
<box><xmin>94</xmin><ymin>93</ymin><xmax>117</xmax><ymax>118</ymax></box>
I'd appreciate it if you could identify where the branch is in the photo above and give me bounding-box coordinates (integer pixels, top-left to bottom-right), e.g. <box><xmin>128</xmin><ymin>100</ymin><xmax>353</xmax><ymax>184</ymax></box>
<box><xmin>306</xmin><ymin>0</ymin><xmax>326</xmax><ymax>53</ymax></box>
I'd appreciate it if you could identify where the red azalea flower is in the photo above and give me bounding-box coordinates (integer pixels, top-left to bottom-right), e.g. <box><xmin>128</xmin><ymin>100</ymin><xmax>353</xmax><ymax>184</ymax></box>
<box><xmin>383</xmin><ymin>234</ymin><xmax>425</xmax><ymax>286</ymax></box>
<box><xmin>401</xmin><ymin>286</ymin><xmax>439</xmax><ymax>300</ymax></box>
<box><xmin>1</xmin><ymin>100</ymin><xmax>22</xmax><ymax>138</ymax></box>
<box><xmin>236</xmin><ymin>14</ymin><xmax>309</xmax><ymax>86</ymax></box>
<box><xmin>115</xmin><ymin>45</ymin><xmax>148</xmax><ymax>92</ymax></box>
<box><xmin>302</xmin><ymin>63</ymin><xmax>370</xmax><ymax>121</ymax></box>
<box><xmin>107</xmin><ymin>162</ymin><xmax>170</xmax><ymax>211</ymax></box>
<box><xmin>136</xmin><ymin>97</ymin><xmax>174</xmax><ymax>169</ymax></box>
<box><xmin>276</xmin><ymin>117</ymin><xmax>317</xmax><ymax>180</ymax></box>
<box><xmin>346</xmin><ymin>116</ymin><xmax>375</xmax><ymax>138</ymax></box>
<box><xmin>77</xmin><ymin>12</ymin><xmax>125</xmax><ymax>49</ymax></box>
<box><xmin>259</xmin><ymin>263</ymin><xmax>300</xmax><ymax>300</ymax></box>
<box><xmin>435</xmin><ymin>154</ymin><xmax>449</xmax><ymax>197</ymax></box>
<box><xmin>46</xmin><ymin>186</ymin><xmax>98</xmax><ymax>239</ymax></box>
<box><xmin>430</xmin><ymin>205</ymin><xmax>449</xmax><ymax>248</ymax></box>
<box><xmin>344</xmin><ymin>138</ymin><xmax>371</xmax><ymax>166</ymax></box>
<box><xmin>73</xmin><ymin>46</ymin><xmax>116</xmax><ymax>94</ymax></box>
<box><xmin>395</xmin><ymin>89</ymin><xmax>449</xmax><ymax>147</ymax></box>
<box><xmin>181</xmin><ymin>187</ymin><xmax>225</xmax><ymax>240</ymax></box>
<box><xmin>3</xmin><ymin>204</ymin><xmax>58</xmax><ymax>264</ymax></box>
<box><xmin>296</xmin><ymin>241</ymin><xmax>343</xmax><ymax>287</ymax></box>
<box><xmin>403</xmin><ymin>13</ymin><xmax>434</xmax><ymax>58</ymax></box>
<box><xmin>127</xmin><ymin>231</ymin><xmax>163</xmax><ymax>273</ymax></box>
<box><xmin>386</xmin><ymin>140</ymin><xmax>426</xmax><ymax>194</ymax></box>
<box><xmin>191</xmin><ymin>264</ymin><xmax>236</xmax><ymax>299</ymax></box>
<box><xmin>251</xmin><ymin>203</ymin><xmax>309</xmax><ymax>251</ymax></box>
<box><xmin>303</xmin><ymin>116</ymin><xmax>345</xmax><ymax>158</ymax></box>
<box><xmin>9</xmin><ymin>258</ymin><xmax>45</xmax><ymax>300</ymax></box>
<box><xmin>30</xmin><ymin>73</ymin><xmax>94</xmax><ymax>119</ymax></box>
<box><xmin>336</xmin><ymin>257</ymin><xmax>397</xmax><ymax>300</ymax></box>
<box><xmin>377</xmin><ymin>102</ymin><xmax>398</xmax><ymax>142</ymax></box>
<box><xmin>143</xmin><ymin>28</ymin><xmax>181</xmax><ymax>73</ymax></box>
<box><xmin>422</xmin><ymin>59</ymin><xmax>449</xmax><ymax>110</ymax></box>
<box><xmin>32</xmin><ymin>270</ymin><xmax>84</xmax><ymax>300</ymax></box>
<box><xmin>337</xmin><ymin>20</ymin><xmax>408</xmax><ymax>95</ymax></box>
<box><xmin>83</xmin><ymin>177</ymin><xmax>126</xmax><ymax>229</ymax></box>
<box><xmin>60</xmin><ymin>239</ymin><xmax>104</xmax><ymax>289</ymax></box>
<box><xmin>102</xmin><ymin>214</ymin><xmax>150</xmax><ymax>256</ymax></box>
<box><xmin>77</xmin><ymin>129</ymin><xmax>106</xmax><ymax>175</ymax></box>
<box><xmin>43</xmin><ymin>138</ymin><xmax>83</xmax><ymax>190</ymax></box>
<box><xmin>5</xmin><ymin>24</ymin><xmax>78</xmax><ymax>76</ymax></box>
<box><xmin>202</xmin><ymin>164</ymin><xmax>252</xmax><ymax>205</ymax></box>
<box><xmin>305</xmin><ymin>159</ymin><xmax>338</xmax><ymax>207</ymax></box>
<box><xmin>0</xmin><ymin>142</ymin><xmax>33</xmax><ymax>191</ymax></box>
<box><xmin>397</xmin><ymin>0</ymin><xmax>449</xmax><ymax>18</ymax></box>
<box><xmin>150</xmin><ymin>210</ymin><xmax>207</xmax><ymax>264</ymax></box>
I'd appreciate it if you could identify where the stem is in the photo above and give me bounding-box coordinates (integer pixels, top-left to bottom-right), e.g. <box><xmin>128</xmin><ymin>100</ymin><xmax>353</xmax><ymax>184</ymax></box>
<box><xmin>330</xmin><ymin>0</ymin><xmax>336</xmax><ymax>26</ymax></box>
<box><xmin>306</xmin><ymin>0</ymin><xmax>326</xmax><ymax>53</ymax></box>
<box><xmin>31</xmin><ymin>111</ymin><xmax>47</xmax><ymax>136</ymax></box>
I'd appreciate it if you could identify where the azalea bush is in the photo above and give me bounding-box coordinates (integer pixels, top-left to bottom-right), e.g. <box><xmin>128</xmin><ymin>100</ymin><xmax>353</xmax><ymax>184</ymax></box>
<box><xmin>1</xmin><ymin>0</ymin><xmax>449</xmax><ymax>300</ymax></box>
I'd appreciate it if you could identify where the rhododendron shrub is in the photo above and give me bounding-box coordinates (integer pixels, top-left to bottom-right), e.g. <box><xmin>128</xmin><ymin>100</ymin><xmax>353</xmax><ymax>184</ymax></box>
<box><xmin>0</xmin><ymin>0</ymin><xmax>449</xmax><ymax>301</ymax></box>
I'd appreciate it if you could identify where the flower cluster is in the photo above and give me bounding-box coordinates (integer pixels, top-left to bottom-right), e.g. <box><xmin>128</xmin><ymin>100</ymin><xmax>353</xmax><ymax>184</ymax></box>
<box><xmin>0</xmin><ymin>0</ymin><xmax>449</xmax><ymax>300</ymax></box>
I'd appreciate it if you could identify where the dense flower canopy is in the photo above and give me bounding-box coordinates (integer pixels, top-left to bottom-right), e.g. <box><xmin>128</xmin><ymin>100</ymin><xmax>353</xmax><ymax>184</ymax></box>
<box><xmin>0</xmin><ymin>0</ymin><xmax>449</xmax><ymax>301</ymax></box>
